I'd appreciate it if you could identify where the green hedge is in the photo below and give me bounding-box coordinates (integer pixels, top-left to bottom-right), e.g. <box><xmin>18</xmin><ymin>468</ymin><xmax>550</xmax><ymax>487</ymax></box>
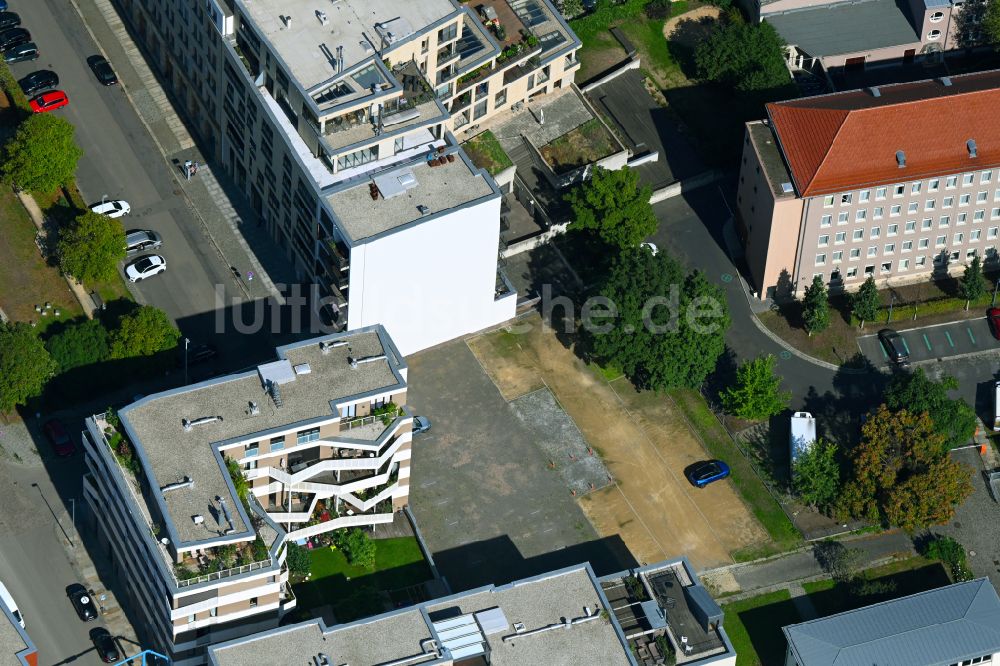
<box><xmin>0</xmin><ymin>60</ymin><xmax>29</xmax><ymax>112</ymax></box>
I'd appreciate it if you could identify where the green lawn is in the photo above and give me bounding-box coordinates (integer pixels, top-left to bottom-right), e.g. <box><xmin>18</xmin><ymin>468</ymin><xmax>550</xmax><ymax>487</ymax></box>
<box><xmin>804</xmin><ymin>557</ymin><xmax>952</xmax><ymax>618</ymax></box>
<box><xmin>670</xmin><ymin>389</ymin><xmax>802</xmax><ymax>561</ymax></box>
<box><xmin>293</xmin><ymin>537</ymin><xmax>433</xmax><ymax>622</ymax></box>
<box><xmin>722</xmin><ymin>589</ymin><xmax>802</xmax><ymax>666</ymax></box>
<box><xmin>540</xmin><ymin>119</ymin><xmax>619</xmax><ymax>174</ymax></box>
<box><xmin>463</xmin><ymin>130</ymin><xmax>513</xmax><ymax>176</ymax></box>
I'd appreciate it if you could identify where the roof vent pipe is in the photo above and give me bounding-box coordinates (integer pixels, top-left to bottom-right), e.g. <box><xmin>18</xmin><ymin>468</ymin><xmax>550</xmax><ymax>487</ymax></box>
<box><xmin>940</xmin><ymin>76</ymin><xmax>952</xmax><ymax>86</ymax></box>
<box><xmin>896</xmin><ymin>150</ymin><xmax>906</xmax><ymax>169</ymax></box>
<box><xmin>161</xmin><ymin>476</ymin><xmax>194</xmax><ymax>492</ymax></box>
<box><xmin>216</xmin><ymin>496</ymin><xmax>235</xmax><ymax>533</ymax></box>
<box><xmin>868</xmin><ymin>86</ymin><xmax>881</xmax><ymax>97</ymax></box>
<box><xmin>182</xmin><ymin>416</ymin><xmax>223</xmax><ymax>431</ymax></box>
<box><xmin>968</xmin><ymin>139</ymin><xmax>978</xmax><ymax>158</ymax></box>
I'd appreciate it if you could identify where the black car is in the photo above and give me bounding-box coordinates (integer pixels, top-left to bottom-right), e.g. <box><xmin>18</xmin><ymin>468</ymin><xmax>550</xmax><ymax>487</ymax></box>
<box><xmin>18</xmin><ymin>69</ymin><xmax>58</xmax><ymax>96</ymax></box>
<box><xmin>67</xmin><ymin>583</ymin><xmax>98</xmax><ymax>622</ymax></box>
<box><xmin>0</xmin><ymin>27</ymin><xmax>29</xmax><ymax>51</ymax></box>
<box><xmin>878</xmin><ymin>328</ymin><xmax>910</xmax><ymax>365</ymax></box>
<box><xmin>3</xmin><ymin>42</ymin><xmax>38</xmax><ymax>64</ymax></box>
<box><xmin>91</xmin><ymin>627</ymin><xmax>120</xmax><ymax>663</ymax></box>
<box><xmin>87</xmin><ymin>55</ymin><xmax>118</xmax><ymax>85</ymax></box>
<box><xmin>0</xmin><ymin>12</ymin><xmax>20</xmax><ymax>30</ymax></box>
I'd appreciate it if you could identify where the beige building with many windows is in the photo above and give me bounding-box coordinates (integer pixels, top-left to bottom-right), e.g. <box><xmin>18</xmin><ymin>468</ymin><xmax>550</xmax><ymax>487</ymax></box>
<box><xmin>736</xmin><ymin>70</ymin><xmax>1000</xmax><ymax>300</ymax></box>
<box><xmin>82</xmin><ymin>326</ymin><xmax>411</xmax><ymax>664</ymax></box>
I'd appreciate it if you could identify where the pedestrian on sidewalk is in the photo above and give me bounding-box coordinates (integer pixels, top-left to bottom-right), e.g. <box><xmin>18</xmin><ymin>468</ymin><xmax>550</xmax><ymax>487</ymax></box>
<box><xmin>184</xmin><ymin>160</ymin><xmax>193</xmax><ymax>180</ymax></box>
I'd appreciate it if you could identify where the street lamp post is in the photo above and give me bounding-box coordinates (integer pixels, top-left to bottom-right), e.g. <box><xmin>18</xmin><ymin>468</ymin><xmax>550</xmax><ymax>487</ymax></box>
<box><xmin>993</xmin><ymin>278</ymin><xmax>1000</xmax><ymax>307</ymax></box>
<box><xmin>184</xmin><ymin>337</ymin><xmax>190</xmax><ymax>385</ymax></box>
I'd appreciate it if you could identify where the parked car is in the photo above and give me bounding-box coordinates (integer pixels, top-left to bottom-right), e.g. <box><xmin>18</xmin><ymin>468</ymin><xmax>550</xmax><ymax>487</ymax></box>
<box><xmin>640</xmin><ymin>242</ymin><xmax>658</xmax><ymax>256</ymax></box>
<box><xmin>42</xmin><ymin>418</ymin><xmax>75</xmax><ymax>457</ymax></box>
<box><xmin>989</xmin><ymin>307</ymin><xmax>1000</xmax><ymax>341</ymax></box>
<box><xmin>0</xmin><ymin>581</ymin><xmax>24</xmax><ymax>628</ymax></box>
<box><xmin>0</xmin><ymin>12</ymin><xmax>20</xmax><ymax>30</ymax></box>
<box><xmin>18</xmin><ymin>69</ymin><xmax>58</xmax><ymax>96</ymax></box>
<box><xmin>685</xmin><ymin>460</ymin><xmax>731</xmax><ymax>488</ymax></box>
<box><xmin>877</xmin><ymin>328</ymin><xmax>910</xmax><ymax>365</ymax></box>
<box><xmin>67</xmin><ymin>584</ymin><xmax>98</xmax><ymax>622</ymax></box>
<box><xmin>0</xmin><ymin>3</ymin><xmax>7</xmax><ymax>13</ymax></box>
<box><xmin>412</xmin><ymin>415</ymin><xmax>431</xmax><ymax>434</ymax></box>
<box><xmin>30</xmin><ymin>90</ymin><xmax>68</xmax><ymax>113</ymax></box>
<box><xmin>125</xmin><ymin>254</ymin><xmax>166</xmax><ymax>282</ymax></box>
<box><xmin>90</xmin><ymin>199</ymin><xmax>131</xmax><ymax>218</ymax></box>
<box><xmin>125</xmin><ymin>229</ymin><xmax>161</xmax><ymax>253</ymax></box>
<box><xmin>3</xmin><ymin>42</ymin><xmax>38</xmax><ymax>64</ymax></box>
<box><xmin>0</xmin><ymin>27</ymin><xmax>29</xmax><ymax>51</ymax></box>
<box><xmin>87</xmin><ymin>55</ymin><xmax>117</xmax><ymax>85</ymax></box>
<box><xmin>91</xmin><ymin>628</ymin><xmax>120</xmax><ymax>663</ymax></box>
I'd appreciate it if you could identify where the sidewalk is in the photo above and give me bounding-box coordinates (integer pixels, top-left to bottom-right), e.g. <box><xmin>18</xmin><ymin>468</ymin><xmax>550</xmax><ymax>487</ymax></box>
<box><xmin>68</xmin><ymin>0</ymin><xmax>293</xmax><ymax>304</ymax></box>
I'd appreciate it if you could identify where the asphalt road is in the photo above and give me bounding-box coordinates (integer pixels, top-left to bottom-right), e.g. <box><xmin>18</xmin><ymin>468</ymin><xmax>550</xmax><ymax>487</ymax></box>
<box><xmin>857</xmin><ymin>318</ymin><xmax>1000</xmax><ymax>366</ymax></box>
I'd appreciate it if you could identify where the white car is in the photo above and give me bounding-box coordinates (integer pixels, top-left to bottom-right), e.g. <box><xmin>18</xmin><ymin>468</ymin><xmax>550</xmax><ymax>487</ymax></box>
<box><xmin>641</xmin><ymin>242</ymin><xmax>659</xmax><ymax>256</ymax></box>
<box><xmin>0</xmin><ymin>581</ymin><xmax>23</xmax><ymax>628</ymax></box>
<box><xmin>90</xmin><ymin>199</ymin><xmax>131</xmax><ymax>218</ymax></box>
<box><xmin>125</xmin><ymin>254</ymin><xmax>166</xmax><ymax>282</ymax></box>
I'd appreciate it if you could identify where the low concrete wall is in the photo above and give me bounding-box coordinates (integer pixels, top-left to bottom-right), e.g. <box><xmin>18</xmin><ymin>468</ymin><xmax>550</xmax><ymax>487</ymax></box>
<box><xmin>649</xmin><ymin>169</ymin><xmax>724</xmax><ymax>204</ymax></box>
<box><xmin>492</xmin><ymin>163</ymin><xmax>516</xmax><ymax>191</ymax></box>
<box><xmin>581</xmin><ymin>57</ymin><xmax>641</xmax><ymax>92</ymax></box>
<box><xmin>628</xmin><ymin>151</ymin><xmax>660</xmax><ymax>168</ymax></box>
<box><xmin>501</xmin><ymin>220</ymin><xmax>571</xmax><ymax>258</ymax></box>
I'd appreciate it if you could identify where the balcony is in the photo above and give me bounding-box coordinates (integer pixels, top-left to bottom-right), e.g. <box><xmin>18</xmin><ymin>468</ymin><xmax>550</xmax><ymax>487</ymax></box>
<box><xmin>437</xmin><ymin>44</ymin><xmax>460</xmax><ymax>66</ymax></box>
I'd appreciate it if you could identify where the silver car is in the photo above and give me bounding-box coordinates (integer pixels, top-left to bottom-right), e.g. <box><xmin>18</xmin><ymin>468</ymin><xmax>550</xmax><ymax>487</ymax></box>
<box><xmin>125</xmin><ymin>229</ymin><xmax>162</xmax><ymax>254</ymax></box>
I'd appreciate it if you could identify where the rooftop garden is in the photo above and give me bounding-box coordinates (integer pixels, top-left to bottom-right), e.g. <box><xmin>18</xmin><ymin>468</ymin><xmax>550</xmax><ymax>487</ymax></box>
<box><xmin>539</xmin><ymin>119</ymin><xmax>619</xmax><ymax>174</ymax></box>
<box><xmin>173</xmin><ymin>536</ymin><xmax>271</xmax><ymax>583</ymax></box>
<box><xmin>463</xmin><ymin>130</ymin><xmax>514</xmax><ymax>176</ymax></box>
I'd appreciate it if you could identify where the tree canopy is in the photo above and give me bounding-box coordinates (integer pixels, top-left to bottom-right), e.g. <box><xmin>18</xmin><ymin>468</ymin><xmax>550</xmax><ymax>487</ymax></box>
<box><xmin>793</xmin><ymin>438</ymin><xmax>840</xmax><ymax>511</ymax></box>
<box><xmin>565</xmin><ymin>166</ymin><xmax>657</xmax><ymax>249</ymax></box>
<box><xmin>1</xmin><ymin>114</ymin><xmax>83</xmax><ymax>193</ymax></box>
<box><xmin>58</xmin><ymin>211</ymin><xmax>127</xmax><ymax>283</ymax></box>
<box><xmin>0</xmin><ymin>323</ymin><xmax>57</xmax><ymax>412</ymax></box>
<box><xmin>109</xmin><ymin>306</ymin><xmax>180</xmax><ymax>360</ymax></box>
<box><xmin>722</xmin><ymin>354</ymin><xmax>790</xmax><ymax>420</ymax></box>
<box><xmin>590</xmin><ymin>248</ymin><xmax>730</xmax><ymax>391</ymax></box>
<box><xmin>960</xmin><ymin>255</ymin><xmax>986</xmax><ymax>308</ymax></box>
<box><xmin>801</xmin><ymin>274</ymin><xmax>830</xmax><ymax>336</ymax></box>
<box><xmin>695</xmin><ymin>16</ymin><xmax>792</xmax><ymax>97</ymax></box>
<box><xmin>837</xmin><ymin>405</ymin><xmax>972</xmax><ymax>531</ymax></box>
<box><xmin>884</xmin><ymin>368</ymin><xmax>977</xmax><ymax>452</ymax></box>
<box><xmin>45</xmin><ymin>318</ymin><xmax>110</xmax><ymax>373</ymax></box>
<box><xmin>955</xmin><ymin>0</ymin><xmax>1000</xmax><ymax>46</ymax></box>
<box><xmin>851</xmin><ymin>276</ymin><xmax>880</xmax><ymax>327</ymax></box>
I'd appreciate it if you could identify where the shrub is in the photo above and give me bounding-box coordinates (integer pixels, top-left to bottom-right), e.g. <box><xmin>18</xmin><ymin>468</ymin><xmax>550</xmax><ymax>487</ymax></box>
<box><xmin>286</xmin><ymin>542</ymin><xmax>311</xmax><ymax>578</ymax></box>
<box><xmin>852</xmin><ymin>578</ymin><xmax>897</xmax><ymax>597</ymax></box>
<box><xmin>922</xmin><ymin>535</ymin><xmax>974</xmax><ymax>581</ymax></box>
<box><xmin>45</xmin><ymin>319</ymin><xmax>110</xmax><ymax>373</ymax></box>
<box><xmin>645</xmin><ymin>0</ymin><xmax>672</xmax><ymax>19</ymax></box>
<box><xmin>342</xmin><ymin>528</ymin><xmax>377</xmax><ymax>568</ymax></box>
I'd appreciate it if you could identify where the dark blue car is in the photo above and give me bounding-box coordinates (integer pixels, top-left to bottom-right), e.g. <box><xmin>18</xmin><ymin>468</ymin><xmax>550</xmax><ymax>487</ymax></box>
<box><xmin>685</xmin><ymin>460</ymin><xmax>730</xmax><ymax>488</ymax></box>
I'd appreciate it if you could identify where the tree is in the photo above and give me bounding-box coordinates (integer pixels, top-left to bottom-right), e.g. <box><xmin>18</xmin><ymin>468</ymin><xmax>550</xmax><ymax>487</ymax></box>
<box><xmin>801</xmin><ymin>275</ymin><xmax>830</xmax><ymax>336</ymax></box>
<box><xmin>884</xmin><ymin>368</ymin><xmax>976</xmax><ymax>452</ymax></box>
<box><xmin>793</xmin><ymin>438</ymin><xmax>840</xmax><ymax>510</ymax></box>
<box><xmin>851</xmin><ymin>276</ymin><xmax>880</xmax><ymax>328</ymax></box>
<box><xmin>987</xmin><ymin>0</ymin><xmax>1000</xmax><ymax>45</ymax></box>
<box><xmin>286</xmin><ymin>542</ymin><xmax>311</xmax><ymax>579</ymax></box>
<box><xmin>837</xmin><ymin>405</ymin><xmax>972</xmax><ymax>531</ymax></box>
<box><xmin>721</xmin><ymin>354</ymin><xmax>790</xmax><ymax>420</ymax></box>
<box><xmin>561</xmin><ymin>0</ymin><xmax>585</xmax><ymax>18</ymax></box>
<box><xmin>590</xmin><ymin>249</ymin><xmax>731</xmax><ymax>391</ymax></box>
<box><xmin>0</xmin><ymin>323</ymin><xmax>57</xmax><ymax>413</ymax></box>
<box><xmin>960</xmin><ymin>255</ymin><xmax>985</xmax><ymax>310</ymax></box>
<box><xmin>564</xmin><ymin>166</ymin><xmax>656</xmax><ymax>249</ymax></box>
<box><xmin>57</xmin><ymin>212</ymin><xmax>127</xmax><ymax>284</ymax></box>
<box><xmin>45</xmin><ymin>318</ymin><xmax>110</xmax><ymax>373</ymax></box>
<box><xmin>813</xmin><ymin>541</ymin><xmax>863</xmax><ymax>583</ymax></box>
<box><xmin>226</xmin><ymin>457</ymin><xmax>249</xmax><ymax>503</ymax></box>
<box><xmin>109</xmin><ymin>306</ymin><xmax>180</xmax><ymax>359</ymax></box>
<box><xmin>337</xmin><ymin>528</ymin><xmax>377</xmax><ymax>568</ymax></box>
<box><xmin>695</xmin><ymin>16</ymin><xmax>791</xmax><ymax>97</ymax></box>
<box><xmin>1</xmin><ymin>114</ymin><xmax>83</xmax><ymax>193</ymax></box>
<box><xmin>955</xmin><ymin>0</ymin><xmax>1000</xmax><ymax>46</ymax></box>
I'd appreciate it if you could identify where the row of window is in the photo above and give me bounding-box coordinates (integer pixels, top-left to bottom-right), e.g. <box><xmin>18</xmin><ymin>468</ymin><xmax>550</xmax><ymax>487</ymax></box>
<box><xmin>822</xmin><ymin>173</ymin><xmax>996</xmax><ymax>207</ymax></box>
<box><xmin>816</xmin><ymin>247</ymin><xmax>994</xmax><ymax>281</ymax></box>
<box><xmin>817</xmin><ymin>229</ymin><xmax>1000</xmax><ymax>263</ymax></box>
<box><xmin>821</xmin><ymin>200</ymin><xmax>1000</xmax><ymax>226</ymax></box>
<box><xmin>948</xmin><ymin>654</ymin><xmax>992</xmax><ymax>666</ymax></box>
<box><xmin>819</xmin><ymin>217</ymin><xmax>1000</xmax><ymax>245</ymax></box>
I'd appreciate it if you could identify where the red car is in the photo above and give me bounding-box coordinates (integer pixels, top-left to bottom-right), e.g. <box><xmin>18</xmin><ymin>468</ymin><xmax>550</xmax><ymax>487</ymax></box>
<box><xmin>42</xmin><ymin>419</ymin><xmax>75</xmax><ymax>457</ymax></box>
<box><xmin>30</xmin><ymin>90</ymin><xmax>67</xmax><ymax>113</ymax></box>
<box><xmin>989</xmin><ymin>307</ymin><xmax>1000</xmax><ymax>340</ymax></box>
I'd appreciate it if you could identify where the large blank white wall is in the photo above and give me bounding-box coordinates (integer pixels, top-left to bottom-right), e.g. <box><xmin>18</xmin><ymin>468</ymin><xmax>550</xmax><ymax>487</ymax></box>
<box><xmin>346</xmin><ymin>196</ymin><xmax>515</xmax><ymax>355</ymax></box>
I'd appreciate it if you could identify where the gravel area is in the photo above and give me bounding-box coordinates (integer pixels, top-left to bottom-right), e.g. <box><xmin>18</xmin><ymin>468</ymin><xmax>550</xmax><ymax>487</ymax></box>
<box><xmin>0</xmin><ymin>420</ymin><xmax>44</xmax><ymax>467</ymax></box>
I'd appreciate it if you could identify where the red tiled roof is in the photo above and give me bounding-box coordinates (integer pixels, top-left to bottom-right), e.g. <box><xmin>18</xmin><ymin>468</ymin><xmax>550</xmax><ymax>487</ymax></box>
<box><xmin>767</xmin><ymin>70</ymin><xmax>1000</xmax><ymax>197</ymax></box>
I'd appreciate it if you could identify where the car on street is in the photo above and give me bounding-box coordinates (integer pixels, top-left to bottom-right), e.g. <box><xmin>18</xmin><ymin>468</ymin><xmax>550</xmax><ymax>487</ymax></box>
<box><xmin>90</xmin><ymin>199</ymin><xmax>131</xmax><ymax>218</ymax></box>
<box><xmin>125</xmin><ymin>229</ymin><xmax>161</xmax><ymax>253</ymax></box>
<box><xmin>67</xmin><ymin>584</ymin><xmax>98</xmax><ymax>622</ymax></box>
<box><xmin>412</xmin><ymin>415</ymin><xmax>431</xmax><ymax>434</ymax></box>
<box><xmin>87</xmin><ymin>55</ymin><xmax>118</xmax><ymax>85</ymax></box>
<box><xmin>125</xmin><ymin>254</ymin><xmax>166</xmax><ymax>282</ymax></box>
<box><xmin>685</xmin><ymin>460</ymin><xmax>731</xmax><ymax>488</ymax></box>
<box><xmin>18</xmin><ymin>69</ymin><xmax>58</xmax><ymax>96</ymax></box>
<box><xmin>3</xmin><ymin>42</ymin><xmax>38</xmax><ymax>64</ymax></box>
<box><xmin>988</xmin><ymin>307</ymin><xmax>1000</xmax><ymax>341</ymax></box>
<box><xmin>0</xmin><ymin>12</ymin><xmax>20</xmax><ymax>30</ymax></box>
<box><xmin>0</xmin><ymin>581</ymin><xmax>24</xmax><ymax>628</ymax></box>
<box><xmin>30</xmin><ymin>90</ymin><xmax>68</xmax><ymax>113</ymax></box>
<box><xmin>878</xmin><ymin>328</ymin><xmax>910</xmax><ymax>365</ymax></box>
<box><xmin>0</xmin><ymin>27</ymin><xmax>29</xmax><ymax>51</ymax></box>
<box><xmin>42</xmin><ymin>418</ymin><xmax>75</xmax><ymax>457</ymax></box>
<box><xmin>91</xmin><ymin>627</ymin><xmax>120</xmax><ymax>663</ymax></box>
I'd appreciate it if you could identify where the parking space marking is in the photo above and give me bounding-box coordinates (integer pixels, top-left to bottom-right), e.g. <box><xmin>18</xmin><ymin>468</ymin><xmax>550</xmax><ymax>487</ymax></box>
<box><xmin>945</xmin><ymin>331</ymin><xmax>955</xmax><ymax>348</ymax></box>
<box><xmin>922</xmin><ymin>334</ymin><xmax>931</xmax><ymax>351</ymax></box>
<box><xmin>900</xmin><ymin>337</ymin><xmax>910</xmax><ymax>354</ymax></box>
<box><xmin>968</xmin><ymin>328</ymin><xmax>977</xmax><ymax>345</ymax></box>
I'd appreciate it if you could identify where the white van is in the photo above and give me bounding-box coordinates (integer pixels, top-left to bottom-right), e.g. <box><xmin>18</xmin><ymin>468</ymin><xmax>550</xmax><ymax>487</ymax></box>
<box><xmin>0</xmin><ymin>581</ymin><xmax>23</xmax><ymax>628</ymax></box>
<box><xmin>790</xmin><ymin>411</ymin><xmax>817</xmax><ymax>472</ymax></box>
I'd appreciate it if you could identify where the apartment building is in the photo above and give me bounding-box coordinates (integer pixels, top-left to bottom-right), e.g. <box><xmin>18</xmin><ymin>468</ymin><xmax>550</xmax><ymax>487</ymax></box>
<box><xmin>208</xmin><ymin>557</ymin><xmax>737</xmax><ymax>666</ymax></box>
<box><xmin>736</xmin><ymin>70</ymin><xmax>1000</xmax><ymax>300</ymax></box>
<box><xmin>0</xmin><ymin>603</ymin><xmax>36</xmax><ymax>666</ymax></box>
<box><xmin>112</xmin><ymin>0</ymin><xmax>580</xmax><ymax>354</ymax></box>
<box><xmin>783</xmin><ymin>578</ymin><xmax>1000</xmax><ymax>666</ymax></box>
<box><xmin>82</xmin><ymin>326</ymin><xmax>412</xmax><ymax>664</ymax></box>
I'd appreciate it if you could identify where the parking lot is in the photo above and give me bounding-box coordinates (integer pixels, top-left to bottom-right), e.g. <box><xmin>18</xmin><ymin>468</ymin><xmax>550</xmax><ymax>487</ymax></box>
<box><xmin>858</xmin><ymin>317</ymin><xmax>1000</xmax><ymax>366</ymax></box>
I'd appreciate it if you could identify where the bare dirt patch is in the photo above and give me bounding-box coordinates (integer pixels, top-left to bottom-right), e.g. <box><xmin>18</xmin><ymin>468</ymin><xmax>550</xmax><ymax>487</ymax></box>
<box><xmin>663</xmin><ymin>5</ymin><xmax>721</xmax><ymax>42</ymax></box>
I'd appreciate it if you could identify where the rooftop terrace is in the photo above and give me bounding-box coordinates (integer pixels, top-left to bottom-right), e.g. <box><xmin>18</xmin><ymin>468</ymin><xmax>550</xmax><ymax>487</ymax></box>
<box><xmin>116</xmin><ymin>327</ymin><xmax>406</xmax><ymax>548</ymax></box>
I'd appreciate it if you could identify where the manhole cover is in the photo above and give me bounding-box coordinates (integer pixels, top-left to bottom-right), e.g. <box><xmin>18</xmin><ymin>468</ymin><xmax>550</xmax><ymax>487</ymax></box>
<box><xmin>173</xmin><ymin>189</ymin><xmax>182</xmax><ymax>196</ymax></box>
<box><xmin>721</xmin><ymin>273</ymin><xmax>734</xmax><ymax>283</ymax></box>
<box><xmin>779</xmin><ymin>350</ymin><xmax>792</xmax><ymax>360</ymax></box>
<box><xmin>954</xmin><ymin>521</ymin><xmax>962</xmax><ymax>528</ymax></box>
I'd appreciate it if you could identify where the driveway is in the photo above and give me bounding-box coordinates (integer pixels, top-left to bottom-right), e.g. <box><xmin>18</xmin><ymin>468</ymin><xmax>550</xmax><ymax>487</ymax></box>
<box><xmin>857</xmin><ymin>319</ymin><xmax>1000</xmax><ymax>367</ymax></box>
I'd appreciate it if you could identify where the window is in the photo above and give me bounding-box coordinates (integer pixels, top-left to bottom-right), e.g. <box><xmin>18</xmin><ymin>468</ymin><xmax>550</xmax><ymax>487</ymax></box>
<box><xmin>993</xmin><ymin>208</ymin><xmax>1000</xmax><ymax>219</ymax></box>
<box><xmin>905</xmin><ymin>220</ymin><xmax>916</xmax><ymax>232</ymax></box>
<box><xmin>852</xmin><ymin>229</ymin><xmax>864</xmax><ymax>241</ymax></box>
<box><xmin>911</xmin><ymin>182</ymin><xmax>922</xmax><ymax>195</ymax></box>
<box><xmin>833</xmin><ymin>251</ymin><xmax>843</xmax><ymax>261</ymax></box>
<box><xmin>929</xmin><ymin>178</ymin><xmax>940</xmax><ymax>192</ymax></box>
<box><xmin>821</xmin><ymin>214</ymin><xmax>832</xmax><ymax>227</ymax></box>
<box><xmin>894</xmin><ymin>184</ymin><xmax>905</xmax><ymax>197</ymax></box>
<box><xmin>831</xmin><ymin>269</ymin><xmax>842</xmax><ymax>281</ymax></box>
<box><xmin>925</xmin><ymin>199</ymin><xmax>936</xmax><ymax>210</ymax></box>
<box><xmin>954</xmin><ymin>232</ymin><xmax>964</xmax><ymax>244</ymax></box>
<box><xmin>927</xmin><ymin>29</ymin><xmax>942</xmax><ymax>39</ymax></box>
<box><xmin>865</xmin><ymin>265</ymin><xmax>875</xmax><ymax>276</ymax></box>
<box><xmin>870</xmin><ymin>227</ymin><xmax>881</xmax><ymax>239</ymax></box>
<box><xmin>270</xmin><ymin>436</ymin><xmax>285</xmax><ymax>451</ymax></box>
<box><xmin>841</xmin><ymin>193</ymin><xmax>853</xmax><ymax>204</ymax></box>
<box><xmin>837</xmin><ymin>211</ymin><xmax>850</xmax><ymax>224</ymax></box>
<box><xmin>963</xmin><ymin>173</ymin><xmax>975</xmax><ymax>186</ymax></box>
<box><xmin>188</xmin><ymin>614</ymin><xmax>196</xmax><ymax>624</ymax></box>
<box><xmin>884</xmin><ymin>243</ymin><xmax>895</xmax><ymax>254</ymax></box>
<box><xmin>867</xmin><ymin>246</ymin><xmax>878</xmax><ymax>257</ymax></box>
<box><xmin>936</xmin><ymin>235</ymin><xmax>947</xmax><ymax>246</ymax></box>
<box><xmin>939</xmin><ymin>216</ymin><xmax>949</xmax><ymax>228</ymax></box>
<box><xmin>975</xmin><ymin>210</ymin><xmax>986</xmax><ymax>222</ymax></box>
<box><xmin>888</xmin><ymin>224</ymin><xmax>899</xmax><ymax>236</ymax></box>
<box><xmin>210</xmin><ymin>607</ymin><xmax>217</xmax><ymax>617</ymax></box>
<box><xmin>951</xmin><ymin>251</ymin><xmax>961</xmax><ymax>262</ymax></box>
<box><xmin>296</xmin><ymin>427</ymin><xmax>320</xmax><ymax>445</ymax></box>
<box><xmin>919</xmin><ymin>238</ymin><xmax>930</xmax><ymax>249</ymax></box>
<box><xmin>818</xmin><ymin>235</ymin><xmax>830</xmax><ymax>247</ymax></box>
<box><xmin>944</xmin><ymin>196</ymin><xmax>954</xmax><ymax>208</ymax></box>
<box><xmin>890</xmin><ymin>204</ymin><xmax>902</xmax><ymax>216</ymax></box>
<box><xmin>990</xmin><ymin>227</ymin><xmax>1000</xmax><ymax>240</ymax></box>
<box><xmin>969</xmin><ymin>247</ymin><xmax>981</xmax><ymax>260</ymax></box>
<box><xmin>916</xmin><ymin>256</ymin><xmax>927</xmax><ymax>267</ymax></box>
<box><xmin>859</xmin><ymin>190</ymin><xmax>871</xmax><ymax>202</ymax></box>
<box><xmin>876</xmin><ymin>187</ymin><xmax>887</xmax><ymax>200</ymax></box>
<box><xmin>850</xmin><ymin>248</ymin><xmax>861</xmax><ymax>259</ymax></box>
<box><xmin>339</xmin><ymin>404</ymin><xmax>356</xmax><ymax>419</ymax></box>
<box><xmin>930</xmin><ymin>10</ymin><xmax>944</xmax><ymax>20</ymax></box>
<box><xmin>494</xmin><ymin>88</ymin><xmax>507</xmax><ymax>108</ymax></box>
<box><xmin>972</xmin><ymin>229</ymin><xmax>982</xmax><ymax>241</ymax></box>
<box><xmin>881</xmin><ymin>261</ymin><xmax>892</xmax><ymax>272</ymax></box>
<box><xmin>815</xmin><ymin>254</ymin><xmax>827</xmax><ymax>265</ymax></box>
<box><xmin>983</xmin><ymin>170</ymin><xmax>993</xmax><ymax>183</ymax></box>
<box><xmin>249</xmin><ymin>597</ymin><xmax>258</xmax><ymax>608</ymax></box>
<box><xmin>960</xmin><ymin>194</ymin><xmax>972</xmax><ymax>206</ymax></box>
<box><xmin>856</xmin><ymin>209</ymin><xmax>867</xmax><ymax>222</ymax></box>
<box><xmin>979</xmin><ymin>191</ymin><xmax>990</xmax><ymax>203</ymax></box>
<box><xmin>835</xmin><ymin>232</ymin><xmax>847</xmax><ymax>243</ymax></box>
<box><xmin>946</xmin><ymin>175</ymin><xmax>958</xmax><ymax>189</ymax></box>
<box><xmin>245</xmin><ymin>442</ymin><xmax>259</xmax><ymax>457</ymax></box>
<box><xmin>438</xmin><ymin>22</ymin><xmax>458</xmax><ymax>42</ymax></box>
<box><xmin>823</xmin><ymin>195</ymin><xmax>835</xmax><ymax>207</ymax></box>
<box><xmin>908</xmin><ymin>202</ymin><xmax>919</xmax><ymax>213</ymax></box>
<box><xmin>902</xmin><ymin>240</ymin><xmax>913</xmax><ymax>251</ymax></box>
<box><xmin>959</xmin><ymin>212</ymin><xmax>969</xmax><ymax>224</ymax></box>
<box><xmin>874</xmin><ymin>206</ymin><xmax>884</xmax><ymax>219</ymax></box>
<box><xmin>847</xmin><ymin>267</ymin><xmax>859</xmax><ymax>278</ymax></box>
<box><xmin>900</xmin><ymin>258</ymin><xmax>910</xmax><ymax>270</ymax></box>
<box><xmin>336</xmin><ymin>145</ymin><xmax>379</xmax><ymax>170</ymax></box>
